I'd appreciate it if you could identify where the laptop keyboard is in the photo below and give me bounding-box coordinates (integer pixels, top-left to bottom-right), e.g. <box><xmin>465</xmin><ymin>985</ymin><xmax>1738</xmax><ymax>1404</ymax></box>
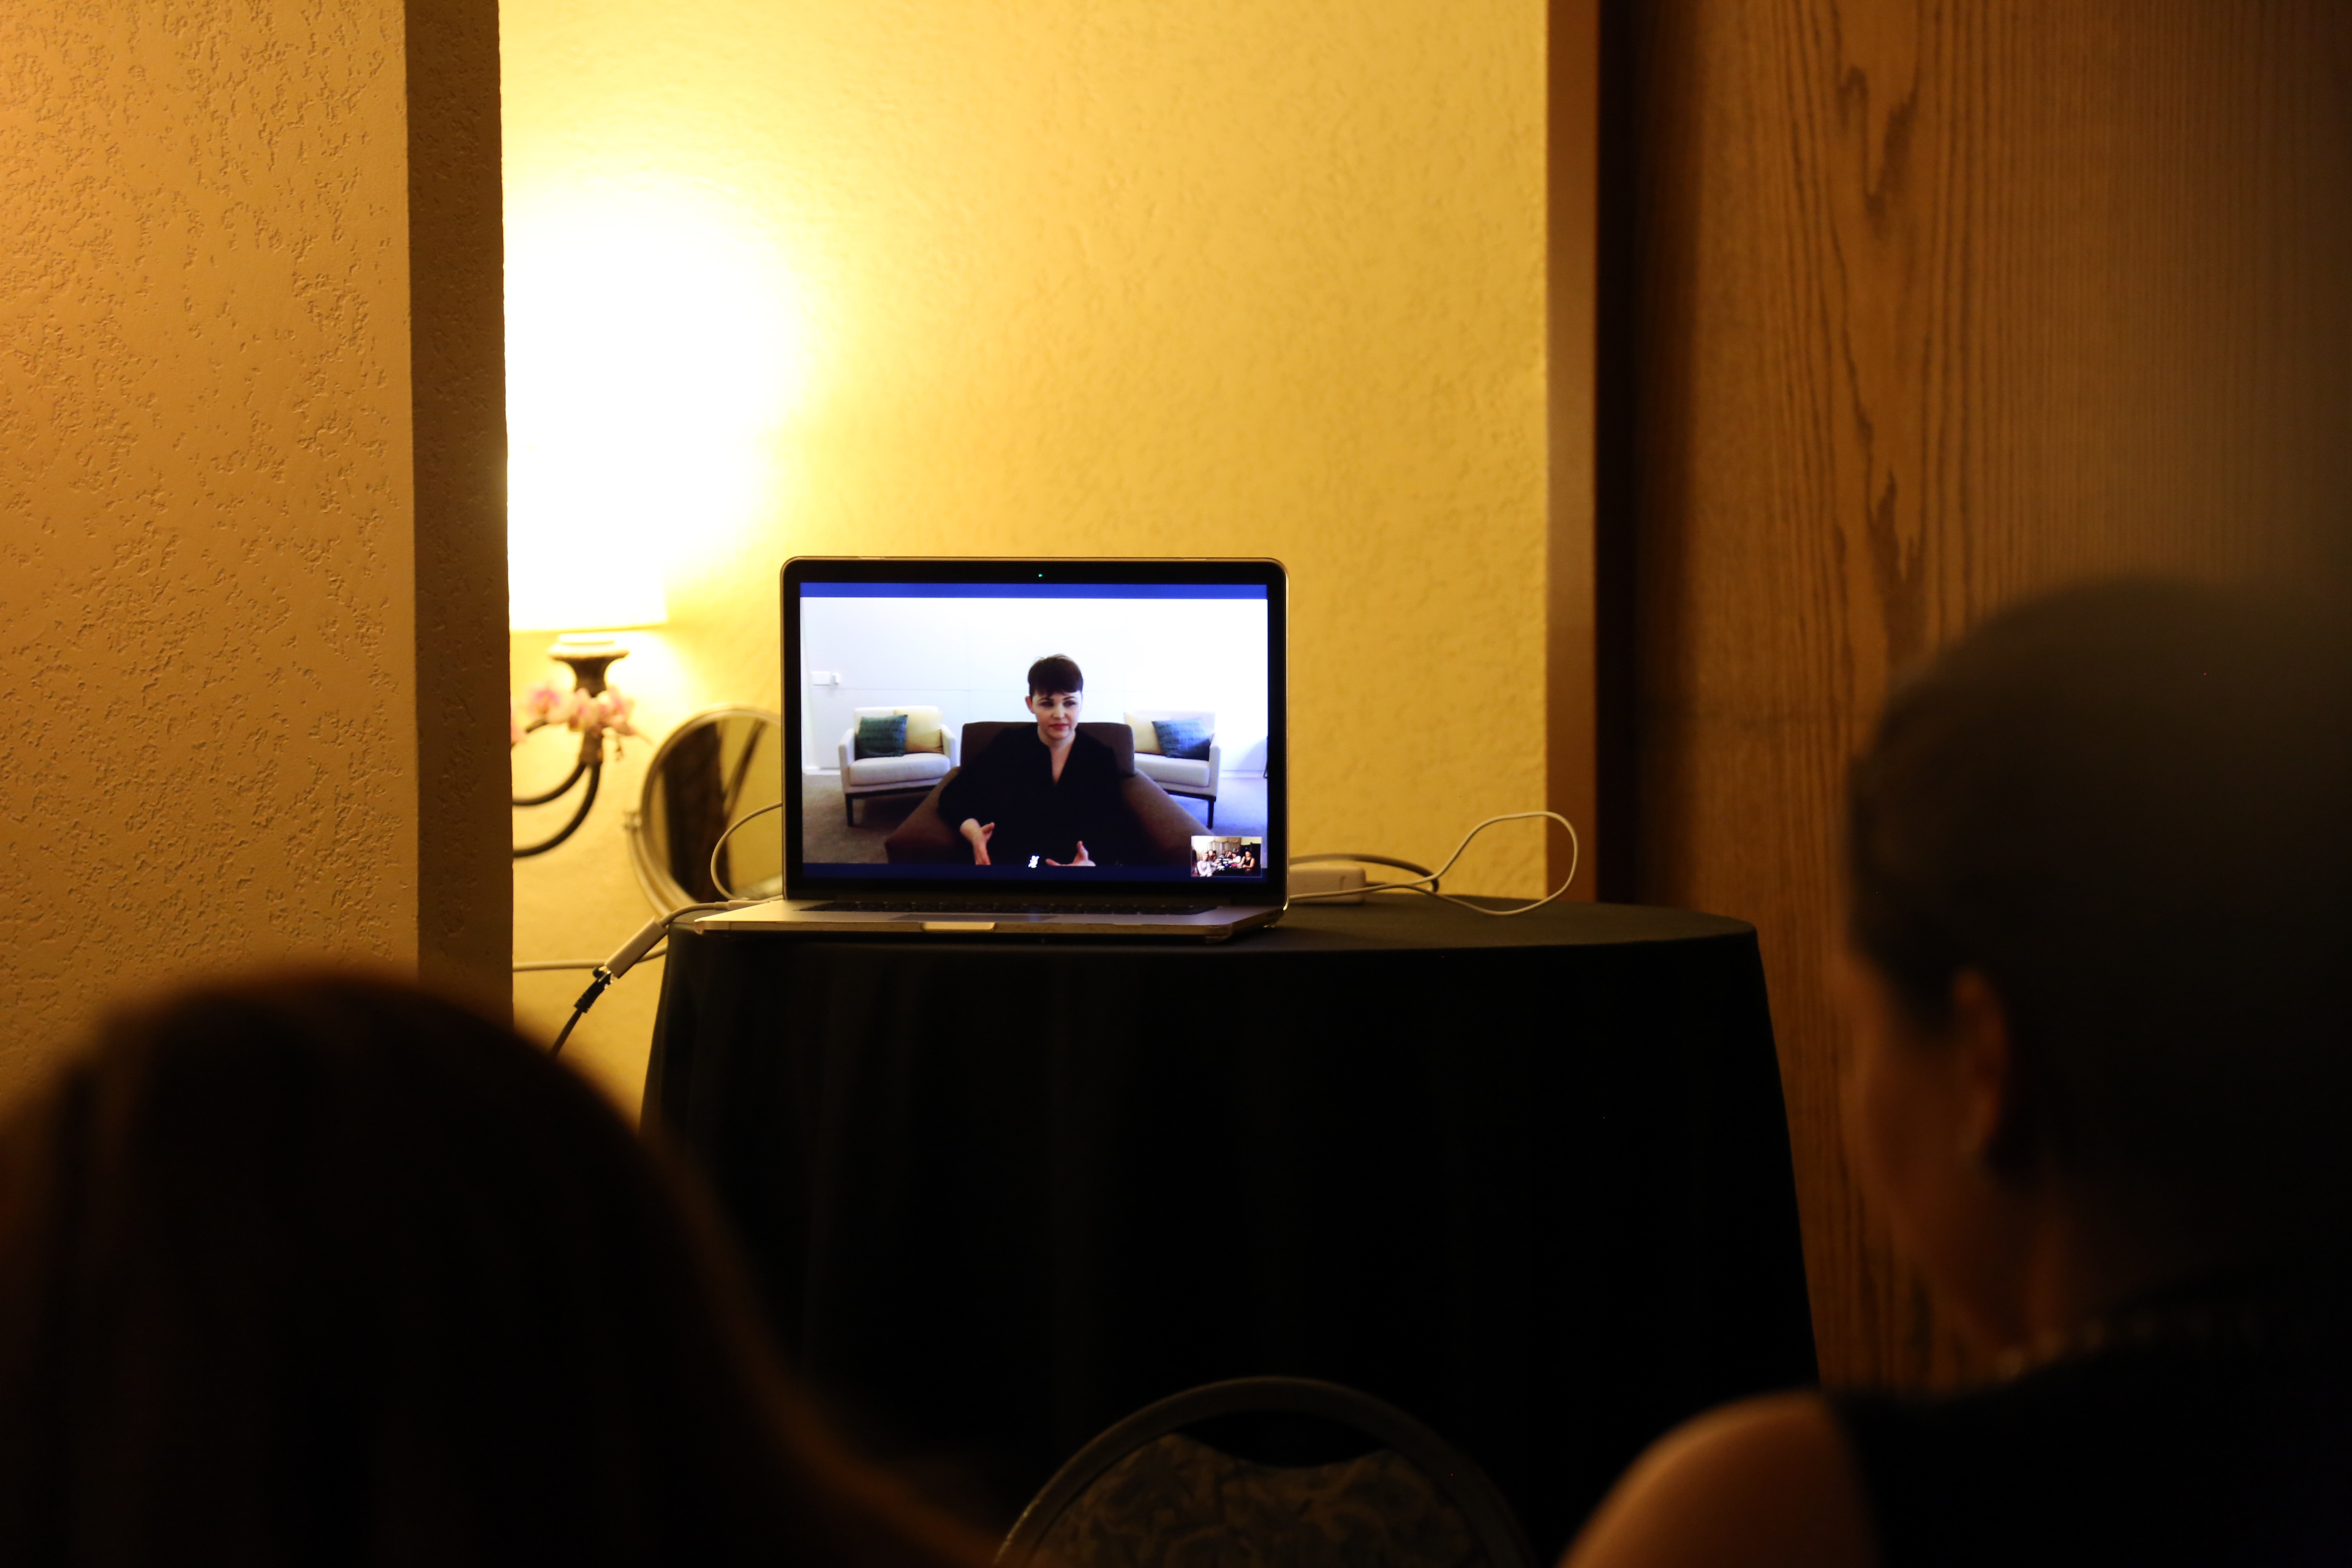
<box><xmin>806</xmin><ymin>899</ymin><xmax>1219</xmax><ymax>917</ymax></box>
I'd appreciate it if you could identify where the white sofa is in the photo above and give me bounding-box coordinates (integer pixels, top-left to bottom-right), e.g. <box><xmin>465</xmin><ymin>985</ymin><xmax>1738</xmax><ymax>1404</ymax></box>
<box><xmin>1125</xmin><ymin>709</ymin><xmax>1221</xmax><ymax>827</ymax></box>
<box><xmin>837</xmin><ymin>706</ymin><xmax>957</xmax><ymax>826</ymax></box>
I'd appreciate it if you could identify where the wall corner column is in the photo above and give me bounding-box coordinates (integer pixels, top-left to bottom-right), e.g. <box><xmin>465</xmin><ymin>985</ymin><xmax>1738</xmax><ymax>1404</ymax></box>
<box><xmin>405</xmin><ymin>0</ymin><xmax>513</xmax><ymax>1009</ymax></box>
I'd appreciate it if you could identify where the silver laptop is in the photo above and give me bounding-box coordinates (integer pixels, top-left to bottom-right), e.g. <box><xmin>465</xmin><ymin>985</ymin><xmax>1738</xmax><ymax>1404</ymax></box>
<box><xmin>695</xmin><ymin>557</ymin><xmax>1287</xmax><ymax>940</ymax></box>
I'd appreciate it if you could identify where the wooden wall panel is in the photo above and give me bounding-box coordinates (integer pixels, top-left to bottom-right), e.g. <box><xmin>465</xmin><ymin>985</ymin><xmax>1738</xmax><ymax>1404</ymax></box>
<box><xmin>1605</xmin><ymin>1</ymin><xmax>2352</xmax><ymax>1386</ymax></box>
<box><xmin>1548</xmin><ymin>0</ymin><xmax>1601</xmax><ymax>898</ymax></box>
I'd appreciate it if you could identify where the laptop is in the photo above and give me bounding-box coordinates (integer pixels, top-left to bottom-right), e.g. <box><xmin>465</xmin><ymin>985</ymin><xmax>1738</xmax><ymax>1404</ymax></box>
<box><xmin>694</xmin><ymin>557</ymin><xmax>1287</xmax><ymax>940</ymax></box>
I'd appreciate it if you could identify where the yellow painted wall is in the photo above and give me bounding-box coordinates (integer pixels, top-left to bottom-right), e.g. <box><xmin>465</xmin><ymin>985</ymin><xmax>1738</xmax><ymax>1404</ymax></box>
<box><xmin>0</xmin><ymin>2</ymin><xmax>417</xmax><ymax>1091</ymax></box>
<box><xmin>503</xmin><ymin>1</ymin><xmax>1551</xmax><ymax>1102</ymax></box>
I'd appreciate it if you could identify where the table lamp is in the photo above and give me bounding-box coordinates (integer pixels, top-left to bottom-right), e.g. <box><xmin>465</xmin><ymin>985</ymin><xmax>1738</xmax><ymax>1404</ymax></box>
<box><xmin>509</xmin><ymin>564</ymin><xmax>668</xmax><ymax>859</ymax></box>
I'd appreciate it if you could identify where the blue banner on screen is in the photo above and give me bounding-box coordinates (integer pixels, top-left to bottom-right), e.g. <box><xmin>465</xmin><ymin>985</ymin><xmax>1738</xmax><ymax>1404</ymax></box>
<box><xmin>803</xmin><ymin>582</ymin><xmax>1267</xmax><ymax>600</ymax></box>
<box><xmin>802</xmin><ymin>581</ymin><xmax>1267</xmax><ymax>880</ymax></box>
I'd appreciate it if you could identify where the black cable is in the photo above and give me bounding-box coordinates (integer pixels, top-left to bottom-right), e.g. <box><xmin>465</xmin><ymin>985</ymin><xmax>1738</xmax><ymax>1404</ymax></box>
<box><xmin>549</xmin><ymin>1009</ymin><xmax>586</xmax><ymax>1057</ymax></box>
<box><xmin>549</xmin><ymin>968</ymin><xmax>613</xmax><ymax>1057</ymax></box>
<box><xmin>544</xmin><ymin>902</ymin><xmax>752</xmax><ymax>1056</ymax></box>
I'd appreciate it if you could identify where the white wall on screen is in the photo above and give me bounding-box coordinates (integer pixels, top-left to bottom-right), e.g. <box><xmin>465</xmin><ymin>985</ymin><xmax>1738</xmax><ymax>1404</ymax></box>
<box><xmin>801</xmin><ymin>595</ymin><xmax>1270</xmax><ymax>773</ymax></box>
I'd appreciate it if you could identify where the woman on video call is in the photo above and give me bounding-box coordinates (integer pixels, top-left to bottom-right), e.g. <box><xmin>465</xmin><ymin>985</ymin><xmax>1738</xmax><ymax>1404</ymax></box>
<box><xmin>938</xmin><ymin>655</ymin><xmax>1128</xmax><ymax>869</ymax></box>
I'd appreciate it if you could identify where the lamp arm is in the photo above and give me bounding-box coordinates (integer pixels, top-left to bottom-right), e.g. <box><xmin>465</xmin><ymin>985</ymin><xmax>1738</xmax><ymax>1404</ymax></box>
<box><xmin>514</xmin><ymin>761</ymin><xmax>601</xmax><ymax>858</ymax></box>
<box><xmin>512</xmin><ymin>756</ymin><xmax>591</xmax><ymax>809</ymax></box>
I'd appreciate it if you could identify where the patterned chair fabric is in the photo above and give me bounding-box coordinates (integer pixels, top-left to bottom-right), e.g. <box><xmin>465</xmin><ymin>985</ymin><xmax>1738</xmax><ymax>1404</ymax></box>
<box><xmin>998</xmin><ymin>1378</ymin><xmax>1532</xmax><ymax>1568</ymax></box>
<box><xmin>1035</xmin><ymin>1431</ymin><xmax>1490</xmax><ymax>1568</ymax></box>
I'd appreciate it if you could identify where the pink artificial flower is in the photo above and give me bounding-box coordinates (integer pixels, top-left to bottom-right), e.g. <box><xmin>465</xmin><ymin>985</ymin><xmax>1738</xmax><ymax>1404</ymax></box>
<box><xmin>602</xmin><ymin>688</ymin><xmax>642</xmax><ymax>740</ymax></box>
<box><xmin>568</xmin><ymin>686</ymin><xmax>643</xmax><ymax>755</ymax></box>
<box><xmin>522</xmin><ymin>680</ymin><xmax>572</xmax><ymax>725</ymax></box>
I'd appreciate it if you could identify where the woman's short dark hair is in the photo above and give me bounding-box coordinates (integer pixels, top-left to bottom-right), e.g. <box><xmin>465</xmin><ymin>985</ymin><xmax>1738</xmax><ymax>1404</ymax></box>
<box><xmin>0</xmin><ymin>970</ymin><xmax>984</xmax><ymax>1567</ymax></box>
<box><xmin>1845</xmin><ymin>578</ymin><xmax>2352</xmax><ymax>1246</ymax></box>
<box><xmin>1027</xmin><ymin>655</ymin><xmax>1083</xmax><ymax>697</ymax></box>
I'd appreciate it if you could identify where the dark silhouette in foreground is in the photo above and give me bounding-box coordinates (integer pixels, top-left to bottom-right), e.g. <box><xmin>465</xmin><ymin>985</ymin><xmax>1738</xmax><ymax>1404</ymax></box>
<box><xmin>0</xmin><ymin>972</ymin><xmax>992</xmax><ymax>1568</ymax></box>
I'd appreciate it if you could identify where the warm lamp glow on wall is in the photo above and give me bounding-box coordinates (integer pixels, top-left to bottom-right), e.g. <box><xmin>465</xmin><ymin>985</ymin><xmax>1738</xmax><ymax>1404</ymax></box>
<box><xmin>501</xmin><ymin>178</ymin><xmax>807</xmax><ymax>856</ymax></box>
<box><xmin>504</xmin><ymin>180</ymin><xmax>808</xmax><ymax>617</ymax></box>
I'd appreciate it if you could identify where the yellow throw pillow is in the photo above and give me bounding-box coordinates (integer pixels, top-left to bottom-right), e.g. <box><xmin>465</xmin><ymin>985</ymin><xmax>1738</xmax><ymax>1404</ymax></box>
<box><xmin>894</xmin><ymin>706</ymin><xmax>946</xmax><ymax>754</ymax></box>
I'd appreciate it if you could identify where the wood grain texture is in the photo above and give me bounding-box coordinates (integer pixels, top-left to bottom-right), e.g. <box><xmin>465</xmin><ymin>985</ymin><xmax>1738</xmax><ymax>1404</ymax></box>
<box><xmin>1549</xmin><ymin>0</ymin><xmax>1601</xmax><ymax>896</ymax></box>
<box><xmin>1605</xmin><ymin>0</ymin><xmax>2352</xmax><ymax>1386</ymax></box>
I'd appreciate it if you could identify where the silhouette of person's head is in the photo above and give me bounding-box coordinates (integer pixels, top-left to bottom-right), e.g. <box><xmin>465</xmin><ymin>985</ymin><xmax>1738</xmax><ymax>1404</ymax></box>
<box><xmin>0</xmin><ymin>971</ymin><xmax>984</xmax><ymax>1567</ymax></box>
<box><xmin>1844</xmin><ymin>578</ymin><xmax>2352</xmax><ymax>1311</ymax></box>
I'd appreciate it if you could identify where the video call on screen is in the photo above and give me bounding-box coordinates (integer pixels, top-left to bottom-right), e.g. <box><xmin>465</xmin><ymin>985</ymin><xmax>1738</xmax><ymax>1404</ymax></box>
<box><xmin>802</xmin><ymin>582</ymin><xmax>1270</xmax><ymax>883</ymax></box>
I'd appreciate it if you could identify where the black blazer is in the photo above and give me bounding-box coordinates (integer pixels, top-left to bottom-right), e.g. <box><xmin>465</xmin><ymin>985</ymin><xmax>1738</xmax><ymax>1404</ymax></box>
<box><xmin>936</xmin><ymin>726</ymin><xmax>1132</xmax><ymax>865</ymax></box>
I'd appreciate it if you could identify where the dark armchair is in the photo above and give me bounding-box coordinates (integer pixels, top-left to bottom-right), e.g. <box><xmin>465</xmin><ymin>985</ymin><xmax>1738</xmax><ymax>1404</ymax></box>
<box><xmin>883</xmin><ymin>721</ymin><xmax>1200</xmax><ymax>867</ymax></box>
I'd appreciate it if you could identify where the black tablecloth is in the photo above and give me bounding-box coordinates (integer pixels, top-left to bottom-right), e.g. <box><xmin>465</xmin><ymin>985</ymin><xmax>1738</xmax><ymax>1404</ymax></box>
<box><xmin>646</xmin><ymin>899</ymin><xmax>1817</xmax><ymax>1556</ymax></box>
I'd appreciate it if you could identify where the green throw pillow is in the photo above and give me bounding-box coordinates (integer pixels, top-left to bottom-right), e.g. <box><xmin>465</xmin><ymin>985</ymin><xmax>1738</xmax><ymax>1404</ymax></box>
<box><xmin>854</xmin><ymin>714</ymin><xmax>908</xmax><ymax>760</ymax></box>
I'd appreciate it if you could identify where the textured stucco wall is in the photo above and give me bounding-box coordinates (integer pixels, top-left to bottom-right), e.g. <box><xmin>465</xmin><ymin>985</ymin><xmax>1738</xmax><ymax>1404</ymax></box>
<box><xmin>0</xmin><ymin>3</ymin><xmax>417</xmax><ymax>1088</ymax></box>
<box><xmin>500</xmin><ymin>1</ymin><xmax>1549</xmax><ymax>1101</ymax></box>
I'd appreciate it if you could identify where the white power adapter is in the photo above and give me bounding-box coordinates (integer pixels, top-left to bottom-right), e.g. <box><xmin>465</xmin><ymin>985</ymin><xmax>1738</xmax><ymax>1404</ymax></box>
<box><xmin>1286</xmin><ymin>813</ymin><xmax>1578</xmax><ymax>916</ymax></box>
<box><xmin>1287</xmin><ymin>865</ymin><xmax>1366</xmax><ymax>905</ymax></box>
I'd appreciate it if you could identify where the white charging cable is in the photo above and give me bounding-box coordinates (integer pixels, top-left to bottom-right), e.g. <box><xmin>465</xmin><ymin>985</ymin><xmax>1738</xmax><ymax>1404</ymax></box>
<box><xmin>1289</xmin><ymin>810</ymin><xmax>1581</xmax><ymax>917</ymax></box>
<box><xmin>514</xmin><ymin>956</ymin><xmax>658</xmax><ymax>973</ymax></box>
<box><xmin>708</xmin><ymin>801</ymin><xmax>785</xmax><ymax>902</ymax></box>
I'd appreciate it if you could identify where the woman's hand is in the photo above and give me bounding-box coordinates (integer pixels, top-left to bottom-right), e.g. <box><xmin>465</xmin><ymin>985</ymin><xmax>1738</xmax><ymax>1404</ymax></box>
<box><xmin>1046</xmin><ymin>841</ymin><xmax>1094</xmax><ymax>868</ymax></box>
<box><xmin>960</xmin><ymin>819</ymin><xmax>996</xmax><ymax>865</ymax></box>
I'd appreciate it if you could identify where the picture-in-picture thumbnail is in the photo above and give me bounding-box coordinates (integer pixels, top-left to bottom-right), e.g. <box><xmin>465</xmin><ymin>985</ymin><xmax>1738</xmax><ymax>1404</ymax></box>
<box><xmin>1191</xmin><ymin>836</ymin><xmax>1263</xmax><ymax>878</ymax></box>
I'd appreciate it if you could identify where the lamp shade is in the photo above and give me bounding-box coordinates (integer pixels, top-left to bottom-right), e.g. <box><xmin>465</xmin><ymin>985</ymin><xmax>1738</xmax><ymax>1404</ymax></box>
<box><xmin>505</xmin><ymin>443</ymin><xmax>670</xmax><ymax>632</ymax></box>
<box><xmin>508</xmin><ymin>552</ymin><xmax>668</xmax><ymax>633</ymax></box>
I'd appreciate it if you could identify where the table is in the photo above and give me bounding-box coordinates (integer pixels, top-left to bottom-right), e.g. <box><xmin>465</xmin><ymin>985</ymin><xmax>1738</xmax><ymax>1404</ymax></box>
<box><xmin>646</xmin><ymin>898</ymin><xmax>1817</xmax><ymax>1557</ymax></box>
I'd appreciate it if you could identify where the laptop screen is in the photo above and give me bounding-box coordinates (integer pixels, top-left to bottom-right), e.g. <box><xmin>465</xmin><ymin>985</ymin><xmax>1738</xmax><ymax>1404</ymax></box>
<box><xmin>783</xmin><ymin>559</ymin><xmax>1284</xmax><ymax>899</ymax></box>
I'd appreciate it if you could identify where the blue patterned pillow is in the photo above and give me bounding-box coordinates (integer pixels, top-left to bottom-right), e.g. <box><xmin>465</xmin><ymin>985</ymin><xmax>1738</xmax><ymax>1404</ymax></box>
<box><xmin>854</xmin><ymin>714</ymin><xmax>908</xmax><ymax>759</ymax></box>
<box><xmin>1152</xmin><ymin>718</ymin><xmax>1213</xmax><ymax>761</ymax></box>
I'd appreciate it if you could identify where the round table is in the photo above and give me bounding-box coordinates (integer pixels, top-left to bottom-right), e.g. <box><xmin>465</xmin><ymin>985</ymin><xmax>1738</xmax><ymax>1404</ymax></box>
<box><xmin>646</xmin><ymin>897</ymin><xmax>1816</xmax><ymax>1557</ymax></box>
